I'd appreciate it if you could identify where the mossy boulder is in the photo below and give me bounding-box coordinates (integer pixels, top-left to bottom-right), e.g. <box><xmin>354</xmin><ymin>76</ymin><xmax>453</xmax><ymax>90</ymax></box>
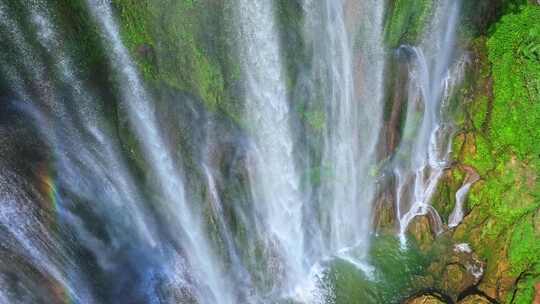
<box><xmin>416</xmin><ymin>243</ymin><xmax>484</xmax><ymax>302</ymax></box>
<box><xmin>407</xmin><ymin>215</ymin><xmax>435</xmax><ymax>251</ymax></box>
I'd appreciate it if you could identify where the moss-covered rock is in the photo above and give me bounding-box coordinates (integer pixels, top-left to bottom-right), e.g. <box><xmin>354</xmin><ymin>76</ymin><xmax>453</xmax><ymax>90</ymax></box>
<box><xmin>407</xmin><ymin>215</ymin><xmax>435</xmax><ymax>252</ymax></box>
<box><xmin>111</xmin><ymin>0</ymin><xmax>244</xmax><ymax>124</ymax></box>
<box><xmin>443</xmin><ymin>4</ymin><xmax>540</xmax><ymax>303</ymax></box>
<box><xmin>384</xmin><ymin>0</ymin><xmax>433</xmax><ymax>48</ymax></box>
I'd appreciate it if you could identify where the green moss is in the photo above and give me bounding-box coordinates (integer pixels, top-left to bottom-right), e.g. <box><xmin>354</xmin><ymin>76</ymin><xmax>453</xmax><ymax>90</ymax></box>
<box><xmin>113</xmin><ymin>0</ymin><xmax>157</xmax><ymax>79</ymax></box>
<box><xmin>462</xmin><ymin>134</ymin><xmax>496</xmax><ymax>176</ymax></box>
<box><xmin>384</xmin><ymin>0</ymin><xmax>433</xmax><ymax>48</ymax></box>
<box><xmin>303</xmin><ymin>110</ymin><xmax>326</xmax><ymax>132</ymax></box>
<box><xmin>450</xmin><ymin>6</ymin><xmax>540</xmax><ymax>302</ymax></box>
<box><xmin>52</xmin><ymin>1</ymin><xmax>107</xmax><ymax>70</ymax></box>
<box><xmin>276</xmin><ymin>0</ymin><xmax>305</xmax><ymax>92</ymax></box>
<box><xmin>487</xmin><ymin>5</ymin><xmax>540</xmax><ymax>160</ymax></box>
<box><xmin>507</xmin><ymin>216</ymin><xmax>540</xmax><ymax>304</ymax></box>
<box><xmin>512</xmin><ymin>273</ymin><xmax>539</xmax><ymax>304</ymax></box>
<box><xmin>509</xmin><ymin>218</ymin><xmax>540</xmax><ymax>274</ymax></box>
<box><xmin>111</xmin><ymin>0</ymin><xmax>243</xmax><ymax>123</ymax></box>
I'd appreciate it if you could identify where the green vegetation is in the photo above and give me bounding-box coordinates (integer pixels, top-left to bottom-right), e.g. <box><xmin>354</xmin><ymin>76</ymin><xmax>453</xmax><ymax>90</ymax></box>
<box><xmin>509</xmin><ymin>218</ymin><xmax>540</xmax><ymax>303</ymax></box>
<box><xmin>384</xmin><ymin>0</ymin><xmax>433</xmax><ymax>48</ymax></box>
<box><xmin>450</xmin><ymin>4</ymin><xmax>539</xmax><ymax>303</ymax></box>
<box><xmin>112</xmin><ymin>0</ymin><xmax>242</xmax><ymax>123</ymax></box>
<box><xmin>487</xmin><ymin>5</ymin><xmax>540</xmax><ymax>160</ymax></box>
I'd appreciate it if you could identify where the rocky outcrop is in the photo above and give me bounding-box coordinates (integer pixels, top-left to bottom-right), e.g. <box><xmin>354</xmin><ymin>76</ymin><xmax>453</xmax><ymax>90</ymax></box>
<box><xmin>408</xmin><ymin>242</ymin><xmax>485</xmax><ymax>302</ymax></box>
<box><xmin>394</xmin><ymin>4</ymin><xmax>540</xmax><ymax>303</ymax></box>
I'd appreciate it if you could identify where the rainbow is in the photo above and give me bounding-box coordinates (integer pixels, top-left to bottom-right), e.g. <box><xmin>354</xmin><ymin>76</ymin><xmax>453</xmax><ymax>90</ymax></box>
<box><xmin>36</xmin><ymin>161</ymin><xmax>60</xmax><ymax>223</ymax></box>
<box><xmin>35</xmin><ymin>161</ymin><xmax>74</xmax><ymax>304</ymax></box>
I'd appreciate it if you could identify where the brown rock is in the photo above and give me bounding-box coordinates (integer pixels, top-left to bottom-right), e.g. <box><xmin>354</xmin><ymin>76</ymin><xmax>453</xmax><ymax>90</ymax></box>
<box><xmin>441</xmin><ymin>264</ymin><xmax>468</xmax><ymax>295</ymax></box>
<box><xmin>534</xmin><ymin>282</ymin><xmax>540</xmax><ymax>304</ymax></box>
<box><xmin>405</xmin><ymin>295</ymin><xmax>445</xmax><ymax>304</ymax></box>
<box><xmin>439</xmin><ymin>245</ymin><xmax>484</xmax><ymax>299</ymax></box>
<box><xmin>372</xmin><ymin>189</ymin><xmax>397</xmax><ymax>234</ymax></box>
<box><xmin>407</xmin><ymin>215</ymin><xmax>438</xmax><ymax>251</ymax></box>
<box><xmin>415</xmin><ymin>242</ymin><xmax>485</xmax><ymax>302</ymax></box>
<box><xmin>136</xmin><ymin>43</ymin><xmax>155</xmax><ymax>61</ymax></box>
<box><xmin>458</xmin><ymin>294</ymin><xmax>491</xmax><ymax>304</ymax></box>
<box><xmin>478</xmin><ymin>253</ymin><xmax>513</xmax><ymax>300</ymax></box>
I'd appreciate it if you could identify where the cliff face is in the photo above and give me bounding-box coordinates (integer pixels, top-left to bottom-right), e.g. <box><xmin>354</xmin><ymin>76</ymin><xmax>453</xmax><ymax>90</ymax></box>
<box><xmin>386</xmin><ymin>2</ymin><xmax>540</xmax><ymax>303</ymax></box>
<box><xmin>110</xmin><ymin>1</ymin><xmax>540</xmax><ymax>302</ymax></box>
<box><xmin>449</xmin><ymin>5</ymin><xmax>539</xmax><ymax>303</ymax></box>
<box><xmin>3</xmin><ymin>0</ymin><xmax>536</xmax><ymax>302</ymax></box>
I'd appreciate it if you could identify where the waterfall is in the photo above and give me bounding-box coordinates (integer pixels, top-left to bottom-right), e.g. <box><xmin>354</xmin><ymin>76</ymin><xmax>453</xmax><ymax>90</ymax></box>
<box><xmin>0</xmin><ymin>2</ymin><xmax>98</xmax><ymax>302</ymax></box>
<box><xmin>392</xmin><ymin>0</ymin><xmax>465</xmax><ymax>244</ymax></box>
<box><xmin>448</xmin><ymin>182</ymin><xmax>473</xmax><ymax>228</ymax></box>
<box><xmin>28</xmin><ymin>0</ymin><xmax>158</xmax><ymax>247</ymax></box>
<box><xmin>449</xmin><ymin>168</ymin><xmax>480</xmax><ymax>228</ymax></box>
<box><xmin>236</xmin><ymin>0</ymin><xmax>307</xmax><ymax>295</ymax></box>
<box><xmin>0</xmin><ymin>0</ymin><xmax>480</xmax><ymax>302</ymax></box>
<box><xmin>302</xmin><ymin>0</ymin><xmax>386</xmax><ymax>262</ymax></box>
<box><xmin>84</xmin><ymin>1</ymin><xmax>234</xmax><ymax>303</ymax></box>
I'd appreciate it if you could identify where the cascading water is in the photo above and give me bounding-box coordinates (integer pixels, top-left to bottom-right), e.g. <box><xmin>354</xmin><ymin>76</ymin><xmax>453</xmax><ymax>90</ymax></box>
<box><xmin>297</xmin><ymin>0</ymin><xmax>386</xmax><ymax>272</ymax></box>
<box><xmin>392</xmin><ymin>0</ymin><xmax>466</xmax><ymax>244</ymax></box>
<box><xmin>0</xmin><ymin>0</ymin><xmax>475</xmax><ymax>303</ymax></box>
<box><xmin>320</xmin><ymin>0</ymin><xmax>386</xmax><ymax>260</ymax></box>
<box><xmin>448</xmin><ymin>167</ymin><xmax>480</xmax><ymax>228</ymax></box>
<box><xmin>84</xmin><ymin>1</ymin><xmax>234</xmax><ymax>303</ymax></box>
<box><xmin>235</xmin><ymin>0</ymin><xmax>308</xmax><ymax>297</ymax></box>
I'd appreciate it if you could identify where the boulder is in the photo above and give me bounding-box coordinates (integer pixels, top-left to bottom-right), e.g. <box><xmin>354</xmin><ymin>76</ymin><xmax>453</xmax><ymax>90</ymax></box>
<box><xmin>440</xmin><ymin>244</ymin><xmax>484</xmax><ymax>298</ymax></box>
<box><xmin>407</xmin><ymin>215</ymin><xmax>435</xmax><ymax>251</ymax></box>
<box><xmin>412</xmin><ymin>242</ymin><xmax>485</xmax><ymax>302</ymax></box>
<box><xmin>458</xmin><ymin>294</ymin><xmax>491</xmax><ymax>304</ymax></box>
<box><xmin>405</xmin><ymin>295</ymin><xmax>445</xmax><ymax>304</ymax></box>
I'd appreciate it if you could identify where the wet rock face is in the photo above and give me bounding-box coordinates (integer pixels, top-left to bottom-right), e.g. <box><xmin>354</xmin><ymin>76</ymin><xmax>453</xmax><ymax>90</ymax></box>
<box><xmin>407</xmin><ymin>215</ymin><xmax>435</xmax><ymax>251</ymax></box>
<box><xmin>136</xmin><ymin>43</ymin><xmax>155</xmax><ymax>61</ymax></box>
<box><xmin>372</xmin><ymin>190</ymin><xmax>397</xmax><ymax>234</ymax></box>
